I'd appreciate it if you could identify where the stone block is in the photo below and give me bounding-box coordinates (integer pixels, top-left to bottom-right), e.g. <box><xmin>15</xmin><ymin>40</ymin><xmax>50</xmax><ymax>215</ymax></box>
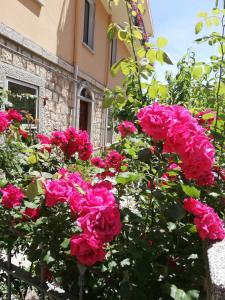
<box><xmin>27</xmin><ymin>61</ymin><xmax>36</xmax><ymax>73</ymax></box>
<box><xmin>13</xmin><ymin>54</ymin><xmax>26</xmax><ymax>69</ymax></box>
<box><xmin>206</xmin><ymin>240</ymin><xmax>225</xmax><ymax>299</ymax></box>
<box><xmin>1</xmin><ymin>48</ymin><xmax>12</xmax><ymax>62</ymax></box>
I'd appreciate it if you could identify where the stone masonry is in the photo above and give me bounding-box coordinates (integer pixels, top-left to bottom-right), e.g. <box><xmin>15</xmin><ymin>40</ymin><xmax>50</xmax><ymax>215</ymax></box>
<box><xmin>0</xmin><ymin>26</ymin><xmax>107</xmax><ymax>149</ymax></box>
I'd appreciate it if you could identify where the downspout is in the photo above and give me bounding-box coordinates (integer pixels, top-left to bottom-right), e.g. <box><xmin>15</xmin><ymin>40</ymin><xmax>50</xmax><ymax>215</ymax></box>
<box><xmin>72</xmin><ymin>0</ymin><xmax>79</xmax><ymax>128</ymax></box>
<box><xmin>101</xmin><ymin>13</ymin><xmax>112</xmax><ymax>148</ymax></box>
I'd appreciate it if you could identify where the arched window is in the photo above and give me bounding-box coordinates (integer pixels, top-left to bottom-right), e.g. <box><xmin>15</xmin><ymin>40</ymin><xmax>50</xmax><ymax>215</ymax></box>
<box><xmin>76</xmin><ymin>84</ymin><xmax>95</xmax><ymax>140</ymax></box>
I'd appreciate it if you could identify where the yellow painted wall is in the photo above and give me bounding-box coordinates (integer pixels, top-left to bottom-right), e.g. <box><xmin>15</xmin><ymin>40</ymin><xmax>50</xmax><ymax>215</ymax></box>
<box><xmin>76</xmin><ymin>0</ymin><xmax>109</xmax><ymax>85</ymax></box>
<box><xmin>0</xmin><ymin>0</ymin><xmax>130</xmax><ymax>88</ymax></box>
<box><xmin>0</xmin><ymin>0</ymin><xmax>75</xmax><ymax>64</ymax></box>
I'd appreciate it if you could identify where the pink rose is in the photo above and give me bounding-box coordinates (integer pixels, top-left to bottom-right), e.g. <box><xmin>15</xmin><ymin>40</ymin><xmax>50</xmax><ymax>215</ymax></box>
<box><xmin>183</xmin><ymin>198</ymin><xmax>212</xmax><ymax>217</ymax></box>
<box><xmin>79</xmin><ymin>188</ymin><xmax>116</xmax><ymax>214</ymax></box>
<box><xmin>118</xmin><ymin>121</ymin><xmax>137</xmax><ymax>138</ymax></box>
<box><xmin>137</xmin><ymin>102</ymin><xmax>172</xmax><ymax>141</ymax></box>
<box><xmin>7</xmin><ymin>109</ymin><xmax>23</xmax><ymax>122</ymax></box>
<box><xmin>51</xmin><ymin>131</ymin><xmax>68</xmax><ymax>146</ymax></box>
<box><xmin>77</xmin><ymin>204</ymin><xmax>122</xmax><ymax>243</ymax></box>
<box><xmin>1</xmin><ymin>184</ymin><xmax>24</xmax><ymax>209</ymax></box>
<box><xmin>70</xmin><ymin>234</ymin><xmax>105</xmax><ymax>266</ymax></box>
<box><xmin>44</xmin><ymin>179</ymin><xmax>73</xmax><ymax>207</ymax></box>
<box><xmin>183</xmin><ymin>198</ymin><xmax>225</xmax><ymax>241</ymax></box>
<box><xmin>23</xmin><ymin>207</ymin><xmax>40</xmax><ymax>221</ymax></box>
<box><xmin>37</xmin><ymin>134</ymin><xmax>51</xmax><ymax>145</ymax></box>
<box><xmin>0</xmin><ymin>111</ymin><xmax>10</xmax><ymax>133</ymax></box>
<box><xmin>105</xmin><ymin>151</ymin><xmax>125</xmax><ymax>171</ymax></box>
<box><xmin>194</xmin><ymin>213</ymin><xmax>225</xmax><ymax>240</ymax></box>
<box><xmin>93</xmin><ymin>181</ymin><xmax>113</xmax><ymax>190</ymax></box>
<box><xmin>91</xmin><ymin>157</ymin><xmax>106</xmax><ymax>168</ymax></box>
<box><xmin>19</xmin><ymin>127</ymin><xmax>29</xmax><ymax>139</ymax></box>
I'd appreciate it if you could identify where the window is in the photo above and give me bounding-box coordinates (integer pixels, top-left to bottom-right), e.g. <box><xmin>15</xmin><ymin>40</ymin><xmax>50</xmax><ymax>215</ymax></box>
<box><xmin>7</xmin><ymin>79</ymin><xmax>38</xmax><ymax>126</ymax></box>
<box><xmin>106</xmin><ymin>108</ymin><xmax>113</xmax><ymax>144</ymax></box>
<box><xmin>83</xmin><ymin>0</ymin><xmax>95</xmax><ymax>49</ymax></box>
<box><xmin>35</xmin><ymin>0</ymin><xmax>44</xmax><ymax>6</ymax></box>
<box><xmin>132</xmin><ymin>16</ymin><xmax>139</xmax><ymax>27</ymax></box>
<box><xmin>110</xmin><ymin>38</ymin><xmax>117</xmax><ymax>67</ymax></box>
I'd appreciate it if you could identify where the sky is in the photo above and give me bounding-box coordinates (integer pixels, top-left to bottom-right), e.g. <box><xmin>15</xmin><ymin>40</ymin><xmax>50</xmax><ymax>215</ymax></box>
<box><xmin>150</xmin><ymin>0</ymin><xmax>220</xmax><ymax>81</ymax></box>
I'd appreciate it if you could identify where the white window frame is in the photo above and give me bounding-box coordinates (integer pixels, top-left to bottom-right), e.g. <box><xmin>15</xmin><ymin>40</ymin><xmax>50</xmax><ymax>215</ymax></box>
<box><xmin>6</xmin><ymin>77</ymin><xmax>39</xmax><ymax>129</ymax></box>
<box><xmin>34</xmin><ymin>0</ymin><xmax>44</xmax><ymax>6</ymax></box>
<box><xmin>110</xmin><ymin>38</ymin><xmax>117</xmax><ymax>67</ymax></box>
<box><xmin>76</xmin><ymin>85</ymin><xmax>95</xmax><ymax>140</ymax></box>
<box><xmin>83</xmin><ymin>0</ymin><xmax>96</xmax><ymax>50</ymax></box>
<box><xmin>105</xmin><ymin>107</ymin><xmax>113</xmax><ymax>145</ymax></box>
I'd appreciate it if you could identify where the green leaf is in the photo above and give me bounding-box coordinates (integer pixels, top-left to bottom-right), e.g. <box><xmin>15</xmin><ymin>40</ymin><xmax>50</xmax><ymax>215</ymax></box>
<box><xmin>212</xmin><ymin>16</ymin><xmax>220</xmax><ymax>26</ymax></box>
<box><xmin>158</xmin><ymin>84</ymin><xmax>168</xmax><ymax>98</ymax></box>
<box><xmin>204</xmin><ymin>65</ymin><xmax>211</xmax><ymax>74</ymax></box>
<box><xmin>166</xmin><ymin>284</ymin><xmax>199</xmax><ymax>300</ymax></box>
<box><xmin>27</xmin><ymin>154</ymin><xmax>38</xmax><ymax>164</ymax></box>
<box><xmin>111</xmin><ymin>58</ymin><xmax>124</xmax><ymax>77</ymax></box>
<box><xmin>202</xmin><ymin>112</ymin><xmax>214</xmax><ymax>120</ymax></box>
<box><xmin>146</xmin><ymin>49</ymin><xmax>157</xmax><ymax>64</ymax></box>
<box><xmin>116</xmin><ymin>172</ymin><xmax>140</xmax><ymax>185</ymax></box>
<box><xmin>186</xmin><ymin>290</ymin><xmax>200</xmax><ymax>299</ymax></box>
<box><xmin>195</xmin><ymin>21</ymin><xmax>203</xmax><ymax>34</ymax></box>
<box><xmin>24</xmin><ymin>201</ymin><xmax>39</xmax><ymax>209</ymax></box>
<box><xmin>181</xmin><ymin>185</ymin><xmax>200</xmax><ymax>198</ymax></box>
<box><xmin>205</xmin><ymin>17</ymin><xmax>212</xmax><ymax>27</ymax></box>
<box><xmin>133</xmin><ymin>29</ymin><xmax>142</xmax><ymax>40</ymax></box>
<box><xmin>137</xmin><ymin>46</ymin><xmax>146</xmax><ymax>58</ymax></box>
<box><xmin>162</xmin><ymin>51</ymin><xmax>173</xmax><ymax>65</ymax></box>
<box><xmin>43</xmin><ymin>251</ymin><xmax>55</xmax><ymax>264</ymax></box>
<box><xmin>107</xmin><ymin>24</ymin><xmax>117</xmax><ymax>41</ymax></box>
<box><xmin>192</xmin><ymin>66</ymin><xmax>202</xmax><ymax>79</ymax></box>
<box><xmin>148</xmin><ymin>82</ymin><xmax>158</xmax><ymax>98</ymax></box>
<box><xmin>218</xmin><ymin>82</ymin><xmax>225</xmax><ymax>95</ymax></box>
<box><xmin>118</xmin><ymin>29</ymin><xmax>127</xmax><ymax>41</ymax></box>
<box><xmin>212</xmin><ymin>8</ymin><xmax>219</xmax><ymax>15</ymax></box>
<box><xmin>26</xmin><ymin>180</ymin><xmax>43</xmax><ymax>201</ymax></box>
<box><xmin>120</xmin><ymin>258</ymin><xmax>130</xmax><ymax>267</ymax></box>
<box><xmin>157</xmin><ymin>37</ymin><xmax>168</xmax><ymax>48</ymax></box>
<box><xmin>167</xmin><ymin>203</ymin><xmax>185</xmax><ymax>221</ymax></box>
<box><xmin>197</xmin><ymin>11</ymin><xmax>207</xmax><ymax>18</ymax></box>
<box><xmin>60</xmin><ymin>238</ymin><xmax>70</xmax><ymax>249</ymax></box>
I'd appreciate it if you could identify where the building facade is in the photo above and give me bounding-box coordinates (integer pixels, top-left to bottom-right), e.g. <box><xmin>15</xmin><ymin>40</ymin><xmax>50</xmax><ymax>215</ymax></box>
<box><xmin>0</xmin><ymin>0</ymin><xmax>153</xmax><ymax>148</ymax></box>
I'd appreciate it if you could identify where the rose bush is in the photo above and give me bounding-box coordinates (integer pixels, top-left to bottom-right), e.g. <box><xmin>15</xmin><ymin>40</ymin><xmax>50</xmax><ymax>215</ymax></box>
<box><xmin>0</xmin><ymin>0</ymin><xmax>225</xmax><ymax>299</ymax></box>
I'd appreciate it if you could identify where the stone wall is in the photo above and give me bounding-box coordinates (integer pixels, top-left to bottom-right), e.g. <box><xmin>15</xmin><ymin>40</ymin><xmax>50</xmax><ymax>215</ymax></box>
<box><xmin>0</xmin><ymin>33</ymin><xmax>107</xmax><ymax>148</ymax></box>
<box><xmin>206</xmin><ymin>240</ymin><xmax>225</xmax><ymax>300</ymax></box>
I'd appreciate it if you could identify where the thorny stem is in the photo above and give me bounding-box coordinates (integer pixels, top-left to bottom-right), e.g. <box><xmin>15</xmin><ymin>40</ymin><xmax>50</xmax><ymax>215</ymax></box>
<box><xmin>214</xmin><ymin>0</ymin><xmax>225</xmax><ymax>131</ymax></box>
<box><xmin>125</xmin><ymin>0</ymin><xmax>143</xmax><ymax>99</ymax></box>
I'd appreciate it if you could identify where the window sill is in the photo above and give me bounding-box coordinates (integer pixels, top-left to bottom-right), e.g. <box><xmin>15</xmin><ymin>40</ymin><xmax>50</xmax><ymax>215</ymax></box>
<box><xmin>82</xmin><ymin>42</ymin><xmax>95</xmax><ymax>55</ymax></box>
<box><xmin>35</xmin><ymin>0</ymin><xmax>44</xmax><ymax>6</ymax></box>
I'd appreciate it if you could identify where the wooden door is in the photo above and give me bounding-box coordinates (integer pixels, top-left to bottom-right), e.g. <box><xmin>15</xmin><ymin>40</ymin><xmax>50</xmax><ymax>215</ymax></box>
<box><xmin>79</xmin><ymin>100</ymin><xmax>89</xmax><ymax>131</ymax></box>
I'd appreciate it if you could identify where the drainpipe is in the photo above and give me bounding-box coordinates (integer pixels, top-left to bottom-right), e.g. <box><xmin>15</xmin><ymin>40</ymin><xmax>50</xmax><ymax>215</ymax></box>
<box><xmin>101</xmin><ymin>13</ymin><xmax>112</xmax><ymax>147</ymax></box>
<box><xmin>72</xmin><ymin>0</ymin><xmax>79</xmax><ymax>128</ymax></box>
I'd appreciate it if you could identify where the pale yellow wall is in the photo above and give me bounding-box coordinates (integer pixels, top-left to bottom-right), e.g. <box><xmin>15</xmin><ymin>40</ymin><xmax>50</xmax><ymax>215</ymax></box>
<box><xmin>0</xmin><ymin>0</ymin><xmax>131</xmax><ymax>88</ymax></box>
<box><xmin>0</xmin><ymin>0</ymin><xmax>75</xmax><ymax>64</ymax></box>
<box><xmin>76</xmin><ymin>1</ymin><xmax>130</xmax><ymax>88</ymax></box>
<box><xmin>76</xmin><ymin>0</ymin><xmax>109</xmax><ymax>85</ymax></box>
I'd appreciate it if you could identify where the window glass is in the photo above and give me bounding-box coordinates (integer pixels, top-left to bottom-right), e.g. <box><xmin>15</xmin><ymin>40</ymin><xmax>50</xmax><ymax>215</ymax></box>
<box><xmin>107</xmin><ymin>107</ymin><xmax>113</xmax><ymax>144</ymax></box>
<box><xmin>83</xmin><ymin>0</ymin><xmax>95</xmax><ymax>49</ymax></box>
<box><xmin>110</xmin><ymin>38</ymin><xmax>117</xmax><ymax>67</ymax></box>
<box><xmin>83</xmin><ymin>0</ymin><xmax>90</xmax><ymax>45</ymax></box>
<box><xmin>7</xmin><ymin>80</ymin><xmax>38</xmax><ymax>124</ymax></box>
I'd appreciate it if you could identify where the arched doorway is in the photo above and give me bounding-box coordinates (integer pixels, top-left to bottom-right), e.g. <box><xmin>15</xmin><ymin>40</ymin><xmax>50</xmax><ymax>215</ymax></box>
<box><xmin>76</xmin><ymin>84</ymin><xmax>95</xmax><ymax>140</ymax></box>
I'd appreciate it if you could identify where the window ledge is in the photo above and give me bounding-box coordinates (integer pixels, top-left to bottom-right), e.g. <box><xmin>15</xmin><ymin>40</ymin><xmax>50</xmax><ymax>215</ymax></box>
<box><xmin>35</xmin><ymin>0</ymin><xmax>44</xmax><ymax>6</ymax></box>
<box><xmin>82</xmin><ymin>42</ymin><xmax>95</xmax><ymax>55</ymax></box>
